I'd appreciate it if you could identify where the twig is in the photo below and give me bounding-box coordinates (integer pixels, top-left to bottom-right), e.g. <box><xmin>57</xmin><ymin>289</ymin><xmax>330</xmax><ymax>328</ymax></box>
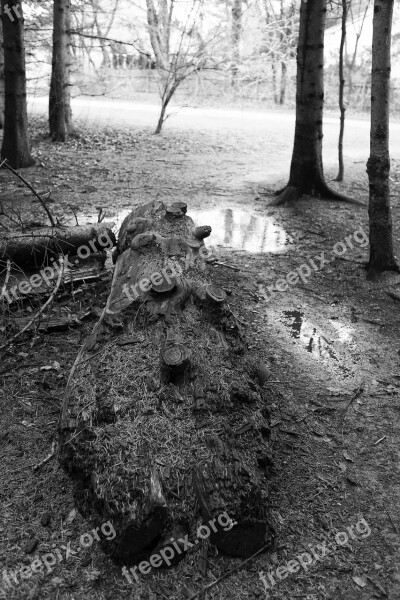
<box><xmin>212</xmin><ymin>261</ymin><xmax>241</xmax><ymax>272</ymax></box>
<box><xmin>186</xmin><ymin>543</ymin><xmax>271</xmax><ymax>600</ymax></box>
<box><xmin>383</xmin><ymin>503</ymin><xmax>398</xmax><ymax>533</ymax></box>
<box><xmin>32</xmin><ymin>440</ymin><xmax>56</xmax><ymax>471</ymax></box>
<box><xmin>0</xmin><ymin>160</ymin><xmax>56</xmax><ymax>227</ymax></box>
<box><xmin>0</xmin><ymin>259</ymin><xmax>65</xmax><ymax>351</ymax></box>
<box><xmin>0</xmin><ymin>259</ymin><xmax>11</xmax><ymax>300</ymax></box>
<box><xmin>341</xmin><ymin>381</ymin><xmax>365</xmax><ymax>436</ymax></box>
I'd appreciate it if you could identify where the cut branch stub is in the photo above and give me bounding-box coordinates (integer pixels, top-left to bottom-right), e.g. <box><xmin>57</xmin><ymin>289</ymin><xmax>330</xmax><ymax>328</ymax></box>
<box><xmin>150</xmin><ymin>271</ymin><xmax>177</xmax><ymax>294</ymax></box>
<box><xmin>166</xmin><ymin>206</ymin><xmax>184</xmax><ymax>219</ymax></box>
<box><xmin>131</xmin><ymin>233</ymin><xmax>155</xmax><ymax>249</ymax></box>
<box><xmin>195</xmin><ymin>226</ymin><xmax>212</xmax><ymax>240</ymax></box>
<box><xmin>160</xmin><ymin>343</ymin><xmax>191</xmax><ymax>384</ymax></box>
<box><xmin>171</xmin><ymin>202</ymin><xmax>187</xmax><ymax>215</ymax></box>
<box><xmin>205</xmin><ymin>284</ymin><xmax>227</xmax><ymax>304</ymax></box>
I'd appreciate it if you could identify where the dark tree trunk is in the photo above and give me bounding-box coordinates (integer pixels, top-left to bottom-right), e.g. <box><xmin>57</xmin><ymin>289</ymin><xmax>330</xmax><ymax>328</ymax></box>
<box><xmin>367</xmin><ymin>0</ymin><xmax>398</xmax><ymax>276</ymax></box>
<box><xmin>0</xmin><ymin>17</ymin><xmax>4</xmax><ymax>129</ymax></box>
<box><xmin>49</xmin><ymin>0</ymin><xmax>73</xmax><ymax>142</ymax></box>
<box><xmin>270</xmin><ymin>0</ymin><xmax>360</xmax><ymax>206</ymax></box>
<box><xmin>59</xmin><ymin>200</ymin><xmax>274</xmax><ymax>562</ymax></box>
<box><xmin>335</xmin><ymin>0</ymin><xmax>348</xmax><ymax>182</ymax></box>
<box><xmin>0</xmin><ymin>0</ymin><xmax>34</xmax><ymax>168</ymax></box>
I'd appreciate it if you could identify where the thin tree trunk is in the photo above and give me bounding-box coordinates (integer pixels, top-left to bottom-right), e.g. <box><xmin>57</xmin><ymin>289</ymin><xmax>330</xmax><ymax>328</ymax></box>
<box><xmin>49</xmin><ymin>0</ymin><xmax>73</xmax><ymax>142</ymax></box>
<box><xmin>279</xmin><ymin>61</ymin><xmax>287</xmax><ymax>105</ymax></box>
<box><xmin>270</xmin><ymin>0</ymin><xmax>360</xmax><ymax>206</ymax></box>
<box><xmin>367</xmin><ymin>0</ymin><xmax>398</xmax><ymax>276</ymax></box>
<box><xmin>0</xmin><ymin>0</ymin><xmax>34</xmax><ymax>168</ymax></box>
<box><xmin>0</xmin><ymin>17</ymin><xmax>4</xmax><ymax>129</ymax></box>
<box><xmin>335</xmin><ymin>0</ymin><xmax>348</xmax><ymax>182</ymax></box>
<box><xmin>231</xmin><ymin>0</ymin><xmax>242</xmax><ymax>91</ymax></box>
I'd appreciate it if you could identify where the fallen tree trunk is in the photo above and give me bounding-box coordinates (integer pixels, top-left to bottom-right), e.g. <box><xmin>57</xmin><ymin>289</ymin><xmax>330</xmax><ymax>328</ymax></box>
<box><xmin>59</xmin><ymin>200</ymin><xmax>274</xmax><ymax>563</ymax></box>
<box><xmin>0</xmin><ymin>222</ymin><xmax>116</xmax><ymax>268</ymax></box>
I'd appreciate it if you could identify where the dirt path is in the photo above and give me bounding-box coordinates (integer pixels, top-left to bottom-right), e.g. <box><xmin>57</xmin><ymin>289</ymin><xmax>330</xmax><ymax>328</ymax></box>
<box><xmin>1</xmin><ymin>115</ymin><xmax>400</xmax><ymax>600</ymax></box>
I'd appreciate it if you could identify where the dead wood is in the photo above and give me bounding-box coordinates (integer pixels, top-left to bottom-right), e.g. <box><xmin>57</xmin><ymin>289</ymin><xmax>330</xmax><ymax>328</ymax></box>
<box><xmin>0</xmin><ymin>223</ymin><xmax>116</xmax><ymax>268</ymax></box>
<box><xmin>59</xmin><ymin>200</ymin><xmax>273</xmax><ymax>563</ymax></box>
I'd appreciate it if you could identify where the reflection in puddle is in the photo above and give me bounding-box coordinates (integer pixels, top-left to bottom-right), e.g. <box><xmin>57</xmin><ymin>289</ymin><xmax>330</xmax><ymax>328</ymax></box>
<box><xmin>190</xmin><ymin>208</ymin><xmax>289</xmax><ymax>253</ymax></box>
<box><xmin>281</xmin><ymin>310</ymin><xmax>338</xmax><ymax>362</ymax></box>
<box><xmin>81</xmin><ymin>209</ymin><xmax>132</xmax><ymax>235</ymax></box>
<box><xmin>81</xmin><ymin>207</ymin><xmax>290</xmax><ymax>254</ymax></box>
<box><xmin>330</xmin><ymin>321</ymin><xmax>355</xmax><ymax>343</ymax></box>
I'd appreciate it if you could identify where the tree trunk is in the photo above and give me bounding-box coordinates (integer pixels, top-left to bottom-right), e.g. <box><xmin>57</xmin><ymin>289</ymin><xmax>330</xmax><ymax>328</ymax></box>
<box><xmin>0</xmin><ymin>17</ymin><xmax>4</xmax><ymax>129</ymax></box>
<box><xmin>279</xmin><ymin>61</ymin><xmax>287</xmax><ymax>105</ymax></box>
<box><xmin>367</xmin><ymin>0</ymin><xmax>398</xmax><ymax>276</ymax></box>
<box><xmin>231</xmin><ymin>0</ymin><xmax>242</xmax><ymax>91</ymax></box>
<box><xmin>335</xmin><ymin>0</ymin><xmax>348</xmax><ymax>182</ymax></box>
<box><xmin>0</xmin><ymin>223</ymin><xmax>116</xmax><ymax>268</ymax></box>
<box><xmin>59</xmin><ymin>200</ymin><xmax>274</xmax><ymax>562</ymax></box>
<box><xmin>270</xmin><ymin>0</ymin><xmax>360</xmax><ymax>206</ymax></box>
<box><xmin>0</xmin><ymin>0</ymin><xmax>34</xmax><ymax>168</ymax></box>
<box><xmin>49</xmin><ymin>0</ymin><xmax>73</xmax><ymax>142</ymax></box>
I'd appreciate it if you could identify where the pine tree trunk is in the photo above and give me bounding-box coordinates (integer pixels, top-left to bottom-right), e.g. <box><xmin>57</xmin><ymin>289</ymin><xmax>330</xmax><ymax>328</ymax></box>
<box><xmin>0</xmin><ymin>17</ymin><xmax>4</xmax><ymax>129</ymax></box>
<box><xmin>367</xmin><ymin>0</ymin><xmax>398</xmax><ymax>276</ymax></box>
<box><xmin>0</xmin><ymin>0</ymin><xmax>34</xmax><ymax>168</ymax></box>
<box><xmin>270</xmin><ymin>0</ymin><xmax>359</xmax><ymax>206</ymax></box>
<box><xmin>49</xmin><ymin>0</ymin><xmax>73</xmax><ymax>142</ymax></box>
<box><xmin>59</xmin><ymin>201</ymin><xmax>274</xmax><ymax>562</ymax></box>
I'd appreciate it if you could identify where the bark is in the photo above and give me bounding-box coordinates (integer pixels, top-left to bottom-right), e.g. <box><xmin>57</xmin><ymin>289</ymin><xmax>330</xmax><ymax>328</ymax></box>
<box><xmin>231</xmin><ymin>0</ymin><xmax>242</xmax><ymax>90</ymax></box>
<box><xmin>49</xmin><ymin>0</ymin><xmax>73</xmax><ymax>142</ymax></box>
<box><xmin>279</xmin><ymin>61</ymin><xmax>287</xmax><ymax>105</ymax></box>
<box><xmin>0</xmin><ymin>223</ymin><xmax>116</xmax><ymax>268</ymax></box>
<box><xmin>59</xmin><ymin>200</ymin><xmax>274</xmax><ymax>561</ymax></box>
<box><xmin>367</xmin><ymin>0</ymin><xmax>399</xmax><ymax>276</ymax></box>
<box><xmin>335</xmin><ymin>0</ymin><xmax>348</xmax><ymax>182</ymax></box>
<box><xmin>0</xmin><ymin>0</ymin><xmax>34</xmax><ymax>168</ymax></box>
<box><xmin>270</xmin><ymin>0</ymin><xmax>360</xmax><ymax>206</ymax></box>
<box><xmin>0</xmin><ymin>17</ymin><xmax>4</xmax><ymax>129</ymax></box>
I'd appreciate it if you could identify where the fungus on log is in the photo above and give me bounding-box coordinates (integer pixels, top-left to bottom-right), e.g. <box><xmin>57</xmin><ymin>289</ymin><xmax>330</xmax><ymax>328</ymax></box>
<box><xmin>59</xmin><ymin>200</ymin><xmax>273</xmax><ymax>564</ymax></box>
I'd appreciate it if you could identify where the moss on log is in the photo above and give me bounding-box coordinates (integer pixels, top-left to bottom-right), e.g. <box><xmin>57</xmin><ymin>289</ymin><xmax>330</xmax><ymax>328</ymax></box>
<box><xmin>59</xmin><ymin>200</ymin><xmax>273</xmax><ymax>563</ymax></box>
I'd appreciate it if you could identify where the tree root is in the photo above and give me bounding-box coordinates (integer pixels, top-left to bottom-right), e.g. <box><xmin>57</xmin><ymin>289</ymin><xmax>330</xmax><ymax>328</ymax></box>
<box><xmin>266</xmin><ymin>183</ymin><xmax>366</xmax><ymax>207</ymax></box>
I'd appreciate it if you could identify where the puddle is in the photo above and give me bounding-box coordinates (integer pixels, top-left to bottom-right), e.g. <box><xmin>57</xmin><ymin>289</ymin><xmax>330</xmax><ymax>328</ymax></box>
<box><xmin>190</xmin><ymin>208</ymin><xmax>289</xmax><ymax>253</ymax></box>
<box><xmin>80</xmin><ymin>209</ymin><xmax>132</xmax><ymax>235</ymax></box>
<box><xmin>281</xmin><ymin>310</ymin><xmax>339</xmax><ymax>362</ymax></box>
<box><xmin>79</xmin><ymin>207</ymin><xmax>289</xmax><ymax>254</ymax></box>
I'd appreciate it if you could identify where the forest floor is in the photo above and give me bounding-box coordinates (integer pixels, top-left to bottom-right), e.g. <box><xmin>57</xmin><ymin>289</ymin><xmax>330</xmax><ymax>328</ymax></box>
<box><xmin>1</xmin><ymin>115</ymin><xmax>400</xmax><ymax>600</ymax></box>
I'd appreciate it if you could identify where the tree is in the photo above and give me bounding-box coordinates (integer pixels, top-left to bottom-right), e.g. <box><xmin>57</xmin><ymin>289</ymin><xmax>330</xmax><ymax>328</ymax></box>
<box><xmin>145</xmin><ymin>0</ymin><xmax>220</xmax><ymax>134</ymax></box>
<box><xmin>335</xmin><ymin>0</ymin><xmax>348</xmax><ymax>182</ymax></box>
<box><xmin>231</xmin><ymin>0</ymin><xmax>242</xmax><ymax>91</ymax></box>
<box><xmin>269</xmin><ymin>0</ymin><xmax>360</xmax><ymax>206</ymax></box>
<box><xmin>0</xmin><ymin>0</ymin><xmax>34</xmax><ymax>168</ymax></box>
<box><xmin>366</xmin><ymin>0</ymin><xmax>398</xmax><ymax>277</ymax></box>
<box><xmin>0</xmin><ymin>16</ymin><xmax>4</xmax><ymax>129</ymax></box>
<box><xmin>49</xmin><ymin>0</ymin><xmax>73</xmax><ymax>141</ymax></box>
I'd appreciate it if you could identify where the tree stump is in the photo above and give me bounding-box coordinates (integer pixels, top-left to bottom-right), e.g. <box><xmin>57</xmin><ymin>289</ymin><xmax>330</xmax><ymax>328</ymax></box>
<box><xmin>59</xmin><ymin>200</ymin><xmax>273</xmax><ymax>563</ymax></box>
